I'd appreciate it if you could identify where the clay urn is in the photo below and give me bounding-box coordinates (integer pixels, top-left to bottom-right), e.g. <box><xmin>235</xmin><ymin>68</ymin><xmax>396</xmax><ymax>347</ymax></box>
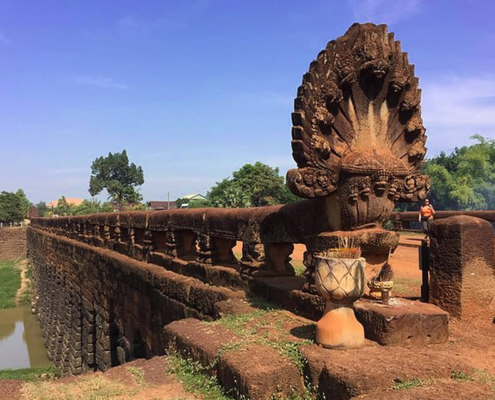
<box><xmin>315</xmin><ymin>255</ymin><xmax>366</xmax><ymax>348</ymax></box>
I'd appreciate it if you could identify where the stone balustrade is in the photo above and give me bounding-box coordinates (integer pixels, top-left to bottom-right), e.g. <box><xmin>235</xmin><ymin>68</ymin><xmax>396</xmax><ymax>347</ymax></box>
<box><xmin>31</xmin><ymin>200</ymin><xmax>401</xmax><ymax>293</ymax></box>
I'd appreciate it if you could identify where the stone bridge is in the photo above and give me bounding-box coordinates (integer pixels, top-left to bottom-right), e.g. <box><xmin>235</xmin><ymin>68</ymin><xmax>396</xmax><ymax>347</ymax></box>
<box><xmin>22</xmin><ymin>23</ymin><xmax>495</xmax><ymax>398</ymax></box>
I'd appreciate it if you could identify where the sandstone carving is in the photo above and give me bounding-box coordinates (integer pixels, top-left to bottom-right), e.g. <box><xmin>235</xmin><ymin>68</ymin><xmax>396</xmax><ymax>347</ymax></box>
<box><xmin>287</xmin><ymin>23</ymin><xmax>429</xmax><ymax>230</ymax></box>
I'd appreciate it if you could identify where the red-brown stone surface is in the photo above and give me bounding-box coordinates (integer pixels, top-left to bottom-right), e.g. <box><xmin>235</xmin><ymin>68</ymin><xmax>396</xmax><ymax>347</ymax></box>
<box><xmin>429</xmin><ymin>215</ymin><xmax>495</xmax><ymax>320</ymax></box>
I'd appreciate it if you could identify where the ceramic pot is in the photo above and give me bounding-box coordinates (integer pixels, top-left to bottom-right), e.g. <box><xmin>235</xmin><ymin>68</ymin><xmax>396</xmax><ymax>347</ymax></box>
<box><xmin>315</xmin><ymin>256</ymin><xmax>366</xmax><ymax>348</ymax></box>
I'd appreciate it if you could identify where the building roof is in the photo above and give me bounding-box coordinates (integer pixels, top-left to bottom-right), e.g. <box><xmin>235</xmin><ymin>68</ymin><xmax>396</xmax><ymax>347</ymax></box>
<box><xmin>47</xmin><ymin>198</ymin><xmax>84</xmax><ymax>208</ymax></box>
<box><xmin>182</xmin><ymin>193</ymin><xmax>206</xmax><ymax>200</ymax></box>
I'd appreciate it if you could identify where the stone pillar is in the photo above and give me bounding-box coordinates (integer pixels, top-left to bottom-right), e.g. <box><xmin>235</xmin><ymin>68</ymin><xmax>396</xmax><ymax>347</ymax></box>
<box><xmin>429</xmin><ymin>216</ymin><xmax>495</xmax><ymax>320</ymax></box>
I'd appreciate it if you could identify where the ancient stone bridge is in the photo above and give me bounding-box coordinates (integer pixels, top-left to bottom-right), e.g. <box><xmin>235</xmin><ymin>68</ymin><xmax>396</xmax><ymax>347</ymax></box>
<box><xmin>22</xmin><ymin>23</ymin><xmax>495</xmax><ymax>398</ymax></box>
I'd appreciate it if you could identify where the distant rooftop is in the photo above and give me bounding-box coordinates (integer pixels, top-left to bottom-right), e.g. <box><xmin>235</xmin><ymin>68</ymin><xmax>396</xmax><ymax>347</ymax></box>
<box><xmin>182</xmin><ymin>194</ymin><xmax>206</xmax><ymax>200</ymax></box>
<box><xmin>47</xmin><ymin>198</ymin><xmax>84</xmax><ymax>208</ymax></box>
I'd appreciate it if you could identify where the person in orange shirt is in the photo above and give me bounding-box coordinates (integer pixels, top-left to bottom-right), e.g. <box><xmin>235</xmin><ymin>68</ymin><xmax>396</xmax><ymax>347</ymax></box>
<box><xmin>419</xmin><ymin>199</ymin><xmax>435</xmax><ymax>235</ymax></box>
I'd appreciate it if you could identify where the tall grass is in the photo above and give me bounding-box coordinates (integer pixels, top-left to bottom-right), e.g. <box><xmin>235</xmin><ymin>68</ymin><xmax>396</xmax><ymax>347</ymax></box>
<box><xmin>0</xmin><ymin>260</ymin><xmax>21</xmax><ymax>309</ymax></box>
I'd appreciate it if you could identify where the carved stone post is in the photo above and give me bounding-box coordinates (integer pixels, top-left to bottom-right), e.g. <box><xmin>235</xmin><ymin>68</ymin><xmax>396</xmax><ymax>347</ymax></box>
<box><xmin>143</xmin><ymin>230</ymin><xmax>154</xmax><ymax>261</ymax></box>
<box><xmin>196</xmin><ymin>234</ymin><xmax>212</xmax><ymax>264</ymax></box>
<box><xmin>265</xmin><ymin>243</ymin><xmax>295</xmax><ymax>275</ymax></box>
<box><xmin>211</xmin><ymin>237</ymin><xmax>237</xmax><ymax>265</ymax></box>
<box><xmin>164</xmin><ymin>230</ymin><xmax>177</xmax><ymax>257</ymax></box>
<box><xmin>239</xmin><ymin>242</ymin><xmax>266</xmax><ymax>275</ymax></box>
<box><xmin>175</xmin><ymin>230</ymin><xmax>197</xmax><ymax>258</ymax></box>
<box><xmin>429</xmin><ymin>216</ymin><xmax>495</xmax><ymax>320</ymax></box>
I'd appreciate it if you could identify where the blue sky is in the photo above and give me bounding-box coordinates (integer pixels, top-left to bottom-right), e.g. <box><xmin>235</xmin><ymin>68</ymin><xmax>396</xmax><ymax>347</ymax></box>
<box><xmin>1</xmin><ymin>0</ymin><xmax>494</xmax><ymax>203</ymax></box>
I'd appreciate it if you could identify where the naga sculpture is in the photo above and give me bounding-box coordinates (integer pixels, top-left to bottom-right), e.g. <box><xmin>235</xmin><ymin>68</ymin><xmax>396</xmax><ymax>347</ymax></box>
<box><xmin>287</xmin><ymin>23</ymin><xmax>429</xmax><ymax>231</ymax></box>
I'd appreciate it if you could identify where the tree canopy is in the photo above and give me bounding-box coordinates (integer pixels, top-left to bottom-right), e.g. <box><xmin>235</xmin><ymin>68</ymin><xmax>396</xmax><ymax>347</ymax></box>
<box><xmin>89</xmin><ymin>150</ymin><xmax>144</xmax><ymax>204</ymax></box>
<box><xmin>0</xmin><ymin>191</ymin><xmax>25</xmax><ymax>223</ymax></box>
<box><xmin>206</xmin><ymin>162</ymin><xmax>299</xmax><ymax>208</ymax></box>
<box><xmin>422</xmin><ymin>135</ymin><xmax>495</xmax><ymax>210</ymax></box>
<box><xmin>44</xmin><ymin>197</ymin><xmax>114</xmax><ymax>217</ymax></box>
<box><xmin>34</xmin><ymin>202</ymin><xmax>48</xmax><ymax>217</ymax></box>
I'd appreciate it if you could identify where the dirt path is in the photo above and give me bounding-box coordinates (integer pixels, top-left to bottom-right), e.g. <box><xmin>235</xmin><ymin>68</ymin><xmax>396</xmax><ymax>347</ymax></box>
<box><xmin>15</xmin><ymin>259</ymin><xmax>29</xmax><ymax>306</ymax></box>
<box><xmin>0</xmin><ymin>357</ymin><xmax>198</xmax><ymax>400</ymax></box>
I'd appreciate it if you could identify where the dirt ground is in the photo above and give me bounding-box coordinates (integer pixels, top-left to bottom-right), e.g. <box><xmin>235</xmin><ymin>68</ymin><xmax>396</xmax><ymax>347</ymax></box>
<box><xmin>0</xmin><ymin>357</ymin><xmax>198</xmax><ymax>400</ymax></box>
<box><xmin>15</xmin><ymin>259</ymin><xmax>29</xmax><ymax>306</ymax></box>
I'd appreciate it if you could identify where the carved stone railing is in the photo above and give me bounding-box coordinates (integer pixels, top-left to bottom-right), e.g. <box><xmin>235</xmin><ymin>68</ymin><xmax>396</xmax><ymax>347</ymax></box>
<box><xmin>31</xmin><ymin>203</ymin><xmax>312</xmax><ymax>281</ymax></box>
<box><xmin>30</xmin><ymin>198</ymin><xmax>399</xmax><ymax>296</ymax></box>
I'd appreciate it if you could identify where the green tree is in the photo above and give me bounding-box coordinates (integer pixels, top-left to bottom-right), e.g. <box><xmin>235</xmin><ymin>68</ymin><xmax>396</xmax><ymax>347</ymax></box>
<box><xmin>15</xmin><ymin>189</ymin><xmax>30</xmax><ymax>218</ymax></box>
<box><xmin>72</xmin><ymin>199</ymin><xmax>113</xmax><ymax>215</ymax></box>
<box><xmin>35</xmin><ymin>202</ymin><xmax>48</xmax><ymax>217</ymax></box>
<box><xmin>89</xmin><ymin>150</ymin><xmax>144</xmax><ymax>205</ymax></box>
<box><xmin>207</xmin><ymin>162</ymin><xmax>300</xmax><ymax>208</ymax></box>
<box><xmin>0</xmin><ymin>191</ymin><xmax>24</xmax><ymax>223</ymax></box>
<box><xmin>175</xmin><ymin>198</ymin><xmax>213</xmax><ymax>209</ymax></box>
<box><xmin>54</xmin><ymin>196</ymin><xmax>74</xmax><ymax>216</ymax></box>
<box><xmin>422</xmin><ymin>135</ymin><xmax>495</xmax><ymax>210</ymax></box>
<box><xmin>214</xmin><ymin>186</ymin><xmax>252</xmax><ymax>208</ymax></box>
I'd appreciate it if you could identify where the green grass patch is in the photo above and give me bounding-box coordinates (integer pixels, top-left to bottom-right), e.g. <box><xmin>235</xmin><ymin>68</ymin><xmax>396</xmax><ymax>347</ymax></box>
<box><xmin>392</xmin><ymin>378</ymin><xmax>426</xmax><ymax>390</ymax></box>
<box><xmin>0</xmin><ymin>366</ymin><xmax>60</xmax><ymax>382</ymax></box>
<box><xmin>451</xmin><ymin>369</ymin><xmax>471</xmax><ymax>382</ymax></box>
<box><xmin>213</xmin><ymin>308</ymin><xmax>313</xmax><ymax>373</ymax></box>
<box><xmin>215</xmin><ymin>308</ymin><xmax>271</xmax><ymax>336</ymax></box>
<box><xmin>392</xmin><ymin>277</ymin><xmax>422</xmax><ymax>297</ymax></box>
<box><xmin>166</xmin><ymin>352</ymin><xmax>233</xmax><ymax>400</ymax></box>
<box><xmin>471</xmin><ymin>369</ymin><xmax>495</xmax><ymax>390</ymax></box>
<box><xmin>292</xmin><ymin>259</ymin><xmax>306</xmax><ymax>277</ymax></box>
<box><xmin>0</xmin><ymin>260</ymin><xmax>21</xmax><ymax>309</ymax></box>
<box><xmin>126</xmin><ymin>366</ymin><xmax>147</xmax><ymax>386</ymax></box>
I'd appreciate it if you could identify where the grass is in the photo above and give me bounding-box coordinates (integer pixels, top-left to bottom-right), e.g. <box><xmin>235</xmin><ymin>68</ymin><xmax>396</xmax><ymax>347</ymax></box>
<box><xmin>0</xmin><ymin>260</ymin><xmax>21</xmax><ymax>309</ymax></box>
<box><xmin>292</xmin><ymin>259</ymin><xmax>306</xmax><ymax>277</ymax></box>
<box><xmin>167</xmin><ymin>352</ymin><xmax>317</xmax><ymax>400</ymax></box>
<box><xmin>213</xmin><ymin>308</ymin><xmax>313</xmax><ymax>373</ymax></box>
<box><xmin>166</xmin><ymin>352</ymin><xmax>233</xmax><ymax>400</ymax></box>
<box><xmin>471</xmin><ymin>369</ymin><xmax>495</xmax><ymax>391</ymax></box>
<box><xmin>392</xmin><ymin>277</ymin><xmax>422</xmax><ymax>297</ymax></box>
<box><xmin>0</xmin><ymin>366</ymin><xmax>60</xmax><ymax>382</ymax></box>
<box><xmin>392</xmin><ymin>378</ymin><xmax>427</xmax><ymax>390</ymax></box>
<box><xmin>451</xmin><ymin>369</ymin><xmax>471</xmax><ymax>382</ymax></box>
<box><xmin>21</xmin><ymin>374</ymin><xmax>137</xmax><ymax>400</ymax></box>
<box><xmin>126</xmin><ymin>366</ymin><xmax>147</xmax><ymax>386</ymax></box>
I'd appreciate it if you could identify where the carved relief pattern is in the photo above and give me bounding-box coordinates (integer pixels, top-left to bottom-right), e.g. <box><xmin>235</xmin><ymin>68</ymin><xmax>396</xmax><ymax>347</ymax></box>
<box><xmin>287</xmin><ymin>23</ymin><xmax>430</xmax><ymax>229</ymax></box>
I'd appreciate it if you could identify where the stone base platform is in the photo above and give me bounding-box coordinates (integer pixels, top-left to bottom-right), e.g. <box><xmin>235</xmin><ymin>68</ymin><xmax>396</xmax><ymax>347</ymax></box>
<box><xmin>250</xmin><ymin>276</ymin><xmax>449</xmax><ymax>346</ymax></box>
<box><xmin>162</xmin><ymin>317</ymin><xmax>471</xmax><ymax>400</ymax></box>
<box><xmin>355</xmin><ymin>297</ymin><xmax>449</xmax><ymax>346</ymax></box>
<box><xmin>147</xmin><ymin>251</ymin><xmax>449</xmax><ymax>347</ymax></box>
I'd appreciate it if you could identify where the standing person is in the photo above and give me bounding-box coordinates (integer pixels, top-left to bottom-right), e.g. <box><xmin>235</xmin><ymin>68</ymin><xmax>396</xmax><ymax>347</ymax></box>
<box><xmin>419</xmin><ymin>199</ymin><xmax>435</xmax><ymax>236</ymax></box>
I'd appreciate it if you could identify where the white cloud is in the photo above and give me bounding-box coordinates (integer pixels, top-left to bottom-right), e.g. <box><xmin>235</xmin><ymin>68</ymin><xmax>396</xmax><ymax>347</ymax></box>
<box><xmin>74</xmin><ymin>75</ymin><xmax>129</xmax><ymax>90</ymax></box>
<box><xmin>421</xmin><ymin>76</ymin><xmax>495</xmax><ymax>154</ymax></box>
<box><xmin>348</xmin><ymin>0</ymin><xmax>423</xmax><ymax>25</ymax></box>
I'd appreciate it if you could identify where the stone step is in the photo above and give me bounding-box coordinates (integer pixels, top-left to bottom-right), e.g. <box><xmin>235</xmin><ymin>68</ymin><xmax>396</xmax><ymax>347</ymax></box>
<box><xmin>163</xmin><ymin>318</ymin><xmax>304</xmax><ymax>399</ymax></box>
<box><xmin>301</xmin><ymin>343</ymin><xmax>473</xmax><ymax>400</ymax></box>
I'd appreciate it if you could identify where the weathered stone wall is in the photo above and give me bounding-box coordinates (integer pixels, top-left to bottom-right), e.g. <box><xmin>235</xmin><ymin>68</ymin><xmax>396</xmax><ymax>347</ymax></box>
<box><xmin>28</xmin><ymin>227</ymin><xmax>239</xmax><ymax>376</ymax></box>
<box><xmin>0</xmin><ymin>227</ymin><xmax>27</xmax><ymax>260</ymax></box>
